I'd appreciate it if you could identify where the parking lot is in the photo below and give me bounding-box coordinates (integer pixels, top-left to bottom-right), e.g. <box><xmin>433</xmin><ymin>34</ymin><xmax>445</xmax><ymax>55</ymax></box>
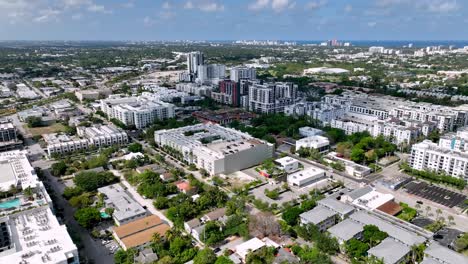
<box><xmin>433</xmin><ymin>228</ymin><xmax>463</xmax><ymax>248</ymax></box>
<box><xmin>404</xmin><ymin>181</ymin><xmax>466</xmax><ymax>208</ymax></box>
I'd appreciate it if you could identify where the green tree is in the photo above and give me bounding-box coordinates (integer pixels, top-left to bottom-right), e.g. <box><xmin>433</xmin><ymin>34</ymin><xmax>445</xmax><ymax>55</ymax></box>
<box><xmin>194</xmin><ymin>248</ymin><xmax>217</xmax><ymax>264</ymax></box>
<box><xmin>245</xmin><ymin>247</ymin><xmax>276</xmax><ymax>264</ymax></box>
<box><xmin>128</xmin><ymin>142</ymin><xmax>143</xmax><ymax>153</ymax></box>
<box><xmin>74</xmin><ymin>171</ymin><xmax>118</xmax><ymax>192</ymax></box>
<box><xmin>74</xmin><ymin>207</ymin><xmax>101</xmax><ymax>229</ymax></box>
<box><xmin>26</xmin><ymin>116</ymin><xmax>43</xmax><ymax>128</ymax></box>
<box><xmin>281</xmin><ymin>206</ymin><xmax>304</xmax><ymax>226</ymax></box>
<box><xmin>51</xmin><ymin>161</ymin><xmax>68</xmax><ymax>176</ymax></box>
<box><xmin>346</xmin><ymin>238</ymin><xmax>369</xmax><ymax>259</ymax></box>
<box><xmin>215</xmin><ymin>255</ymin><xmax>234</xmax><ymax>264</ymax></box>
<box><xmin>362</xmin><ymin>225</ymin><xmax>388</xmax><ymax>247</ymax></box>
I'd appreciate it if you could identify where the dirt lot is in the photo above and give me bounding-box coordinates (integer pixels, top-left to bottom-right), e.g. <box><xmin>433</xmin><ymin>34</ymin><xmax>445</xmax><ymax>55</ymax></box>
<box><xmin>24</xmin><ymin>123</ymin><xmax>67</xmax><ymax>136</ymax></box>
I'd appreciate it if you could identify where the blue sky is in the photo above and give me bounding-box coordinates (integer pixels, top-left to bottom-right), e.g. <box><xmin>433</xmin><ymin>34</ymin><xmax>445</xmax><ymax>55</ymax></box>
<box><xmin>0</xmin><ymin>0</ymin><xmax>467</xmax><ymax>41</ymax></box>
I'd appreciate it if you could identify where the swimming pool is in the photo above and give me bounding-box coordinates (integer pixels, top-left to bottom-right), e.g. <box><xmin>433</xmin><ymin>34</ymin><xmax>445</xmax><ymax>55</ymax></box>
<box><xmin>100</xmin><ymin>212</ymin><xmax>111</xmax><ymax>219</ymax></box>
<box><xmin>0</xmin><ymin>198</ymin><xmax>21</xmax><ymax>209</ymax></box>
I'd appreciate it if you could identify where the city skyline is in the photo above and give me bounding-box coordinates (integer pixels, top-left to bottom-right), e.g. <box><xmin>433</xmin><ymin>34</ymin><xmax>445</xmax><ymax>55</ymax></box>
<box><xmin>1</xmin><ymin>0</ymin><xmax>467</xmax><ymax>41</ymax></box>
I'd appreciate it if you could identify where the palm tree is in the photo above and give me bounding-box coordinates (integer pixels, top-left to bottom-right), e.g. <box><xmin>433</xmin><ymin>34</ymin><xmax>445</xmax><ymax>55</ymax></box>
<box><xmin>425</xmin><ymin>206</ymin><xmax>431</xmax><ymax>217</ymax></box>
<box><xmin>436</xmin><ymin>209</ymin><xmax>442</xmax><ymax>219</ymax></box>
<box><xmin>447</xmin><ymin>215</ymin><xmax>455</xmax><ymax>225</ymax></box>
<box><xmin>410</xmin><ymin>243</ymin><xmax>426</xmax><ymax>263</ymax></box>
<box><xmin>415</xmin><ymin>203</ymin><xmax>422</xmax><ymax>214</ymax></box>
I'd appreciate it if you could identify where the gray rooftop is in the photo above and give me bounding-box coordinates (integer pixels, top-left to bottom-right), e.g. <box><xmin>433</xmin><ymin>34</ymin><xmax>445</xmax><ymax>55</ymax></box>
<box><xmin>98</xmin><ymin>183</ymin><xmax>145</xmax><ymax>222</ymax></box>
<box><xmin>300</xmin><ymin>206</ymin><xmax>336</xmax><ymax>225</ymax></box>
<box><xmin>349</xmin><ymin>211</ymin><xmax>426</xmax><ymax>246</ymax></box>
<box><xmin>345</xmin><ymin>186</ymin><xmax>373</xmax><ymax>200</ymax></box>
<box><xmin>317</xmin><ymin>197</ymin><xmax>355</xmax><ymax>216</ymax></box>
<box><xmin>327</xmin><ymin>218</ymin><xmax>363</xmax><ymax>242</ymax></box>
<box><xmin>424</xmin><ymin>241</ymin><xmax>468</xmax><ymax>264</ymax></box>
<box><xmin>368</xmin><ymin>237</ymin><xmax>410</xmax><ymax>264</ymax></box>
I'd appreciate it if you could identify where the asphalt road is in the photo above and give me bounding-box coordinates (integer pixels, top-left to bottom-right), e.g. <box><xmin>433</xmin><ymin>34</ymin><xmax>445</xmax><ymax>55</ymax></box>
<box><xmin>37</xmin><ymin>164</ymin><xmax>115</xmax><ymax>264</ymax></box>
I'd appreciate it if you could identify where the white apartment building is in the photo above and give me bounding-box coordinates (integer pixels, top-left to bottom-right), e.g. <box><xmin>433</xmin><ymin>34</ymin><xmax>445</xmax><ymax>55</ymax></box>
<box><xmin>0</xmin><ymin>150</ymin><xmax>79</xmax><ymax>263</ymax></box>
<box><xmin>154</xmin><ymin>123</ymin><xmax>274</xmax><ymax>175</ymax></box>
<box><xmin>100</xmin><ymin>93</ymin><xmax>175</xmax><ymax>129</ymax></box>
<box><xmin>249</xmin><ymin>82</ymin><xmax>297</xmax><ymax>114</ymax></box>
<box><xmin>44</xmin><ymin>125</ymin><xmax>128</xmax><ymax>156</ymax></box>
<box><xmin>410</xmin><ymin>140</ymin><xmax>468</xmax><ymax>181</ymax></box>
<box><xmin>175</xmin><ymin>83</ymin><xmax>213</xmax><ymax>96</ymax></box>
<box><xmin>230</xmin><ymin>66</ymin><xmax>256</xmax><ymax>82</ymax></box>
<box><xmin>409</xmin><ymin>127</ymin><xmax>468</xmax><ymax>181</ymax></box>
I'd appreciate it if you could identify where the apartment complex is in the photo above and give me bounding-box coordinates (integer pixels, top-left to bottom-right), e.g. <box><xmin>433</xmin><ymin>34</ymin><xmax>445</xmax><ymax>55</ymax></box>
<box><xmin>100</xmin><ymin>93</ymin><xmax>175</xmax><ymax>129</ymax></box>
<box><xmin>230</xmin><ymin>66</ymin><xmax>256</xmax><ymax>82</ymax></box>
<box><xmin>0</xmin><ymin>120</ymin><xmax>21</xmax><ymax>152</ymax></box>
<box><xmin>44</xmin><ymin>124</ymin><xmax>128</xmax><ymax>156</ymax></box>
<box><xmin>248</xmin><ymin>82</ymin><xmax>298</xmax><ymax>114</ymax></box>
<box><xmin>0</xmin><ymin>150</ymin><xmax>78</xmax><ymax>264</ymax></box>
<box><xmin>287</xmin><ymin>91</ymin><xmax>467</xmax><ymax>145</ymax></box>
<box><xmin>154</xmin><ymin>123</ymin><xmax>274</xmax><ymax>175</ymax></box>
<box><xmin>409</xmin><ymin>127</ymin><xmax>468</xmax><ymax>181</ymax></box>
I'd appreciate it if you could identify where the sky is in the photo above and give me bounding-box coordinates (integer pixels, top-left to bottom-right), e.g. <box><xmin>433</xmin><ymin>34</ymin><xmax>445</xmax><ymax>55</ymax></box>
<box><xmin>0</xmin><ymin>0</ymin><xmax>467</xmax><ymax>41</ymax></box>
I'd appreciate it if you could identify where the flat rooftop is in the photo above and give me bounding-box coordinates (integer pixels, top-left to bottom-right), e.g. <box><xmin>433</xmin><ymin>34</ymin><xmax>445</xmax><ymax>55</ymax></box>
<box><xmin>300</xmin><ymin>206</ymin><xmax>336</xmax><ymax>225</ymax></box>
<box><xmin>0</xmin><ymin>208</ymin><xmax>77</xmax><ymax>263</ymax></box>
<box><xmin>328</xmin><ymin>218</ymin><xmax>363</xmax><ymax>242</ymax></box>
<box><xmin>368</xmin><ymin>237</ymin><xmax>410</xmax><ymax>264</ymax></box>
<box><xmin>98</xmin><ymin>183</ymin><xmax>145</xmax><ymax>222</ymax></box>
<box><xmin>349</xmin><ymin>211</ymin><xmax>426</xmax><ymax>246</ymax></box>
<box><xmin>0</xmin><ymin>150</ymin><xmax>38</xmax><ymax>191</ymax></box>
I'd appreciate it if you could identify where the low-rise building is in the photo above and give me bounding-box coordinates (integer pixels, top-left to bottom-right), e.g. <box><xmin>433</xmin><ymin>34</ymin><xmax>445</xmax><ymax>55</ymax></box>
<box><xmin>298</xmin><ymin>127</ymin><xmax>324</xmax><ymax>137</ymax></box>
<box><xmin>368</xmin><ymin>237</ymin><xmax>410</xmax><ymax>264</ymax></box>
<box><xmin>234</xmin><ymin>237</ymin><xmax>280</xmax><ymax>262</ymax></box>
<box><xmin>300</xmin><ymin>206</ymin><xmax>337</xmax><ymax>232</ymax></box>
<box><xmin>328</xmin><ymin>218</ymin><xmax>363</xmax><ymax>244</ymax></box>
<box><xmin>44</xmin><ymin>124</ymin><xmax>128</xmax><ymax>156</ymax></box>
<box><xmin>112</xmin><ymin>215</ymin><xmax>170</xmax><ymax>250</ymax></box>
<box><xmin>274</xmin><ymin>157</ymin><xmax>300</xmax><ymax>173</ymax></box>
<box><xmin>287</xmin><ymin>166</ymin><xmax>326</xmax><ymax>188</ymax></box>
<box><xmin>98</xmin><ymin>183</ymin><xmax>147</xmax><ymax>226</ymax></box>
<box><xmin>295</xmin><ymin>135</ymin><xmax>330</xmax><ymax>153</ymax></box>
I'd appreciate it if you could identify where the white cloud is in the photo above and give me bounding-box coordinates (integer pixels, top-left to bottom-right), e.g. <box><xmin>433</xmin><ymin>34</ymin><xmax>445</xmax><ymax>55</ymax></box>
<box><xmin>121</xmin><ymin>0</ymin><xmax>135</xmax><ymax>8</ymax></box>
<box><xmin>368</xmin><ymin>21</ymin><xmax>377</xmax><ymax>27</ymax></box>
<box><xmin>184</xmin><ymin>1</ymin><xmax>194</xmax><ymax>9</ymax></box>
<box><xmin>306</xmin><ymin>0</ymin><xmax>327</xmax><ymax>10</ymax></box>
<box><xmin>248</xmin><ymin>0</ymin><xmax>270</xmax><ymax>11</ymax></box>
<box><xmin>88</xmin><ymin>4</ymin><xmax>112</xmax><ymax>14</ymax></box>
<box><xmin>344</xmin><ymin>4</ymin><xmax>352</xmax><ymax>13</ymax></box>
<box><xmin>62</xmin><ymin>0</ymin><xmax>92</xmax><ymax>8</ymax></box>
<box><xmin>249</xmin><ymin>0</ymin><xmax>295</xmax><ymax>12</ymax></box>
<box><xmin>271</xmin><ymin>0</ymin><xmax>290</xmax><ymax>12</ymax></box>
<box><xmin>376</xmin><ymin>0</ymin><xmax>460</xmax><ymax>14</ymax></box>
<box><xmin>143</xmin><ymin>16</ymin><xmax>156</xmax><ymax>26</ymax></box>
<box><xmin>199</xmin><ymin>2</ymin><xmax>224</xmax><ymax>12</ymax></box>
<box><xmin>71</xmin><ymin>13</ymin><xmax>83</xmax><ymax>20</ymax></box>
<box><xmin>162</xmin><ymin>1</ymin><xmax>171</xmax><ymax>9</ymax></box>
<box><xmin>34</xmin><ymin>8</ymin><xmax>62</xmax><ymax>23</ymax></box>
<box><xmin>184</xmin><ymin>1</ymin><xmax>224</xmax><ymax>12</ymax></box>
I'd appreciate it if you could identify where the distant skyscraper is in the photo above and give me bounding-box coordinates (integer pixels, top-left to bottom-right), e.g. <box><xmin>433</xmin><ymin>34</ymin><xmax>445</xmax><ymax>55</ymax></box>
<box><xmin>230</xmin><ymin>66</ymin><xmax>257</xmax><ymax>82</ymax></box>
<box><xmin>187</xmin><ymin>51</ymin><xmax>205</xmax><ymax>75</ymax></box>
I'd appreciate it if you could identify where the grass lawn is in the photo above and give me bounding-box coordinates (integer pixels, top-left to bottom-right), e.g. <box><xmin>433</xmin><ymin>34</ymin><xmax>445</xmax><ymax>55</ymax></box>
<box><xmin>24</xmin><ymin>123</ymin><xmax>67</xmax><ymax>136</ymax></box>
